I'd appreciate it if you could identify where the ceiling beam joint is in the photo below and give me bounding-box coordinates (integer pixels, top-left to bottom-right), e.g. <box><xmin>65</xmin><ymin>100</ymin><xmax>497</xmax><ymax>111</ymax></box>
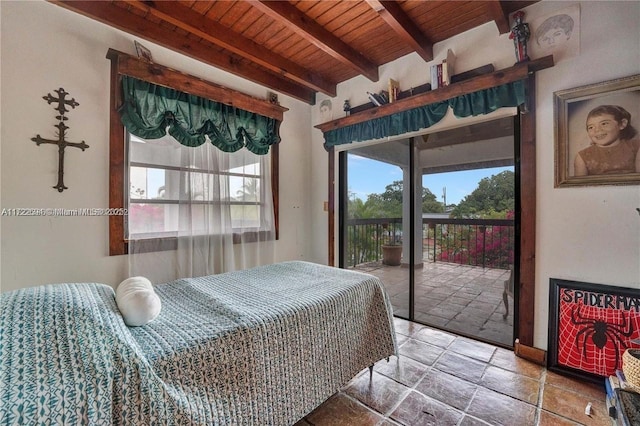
<box><xmin>50</xmin><ymin>0</ymin><xmax>316</xmax><ymax>104</ymax></box>
<box><xmin>366</xmin><ymin>0</ymin><xmax>433</xmax><ymax>62</ymax></box>
<box><xmin>248</xmin><ymin>0</ymin><xmax>379</xmax><ymax>82</ymax></box>
<box><xmin>123</xmin><ymin>0</ymin><xmax>337</xmax><ymax>97</ymax></box>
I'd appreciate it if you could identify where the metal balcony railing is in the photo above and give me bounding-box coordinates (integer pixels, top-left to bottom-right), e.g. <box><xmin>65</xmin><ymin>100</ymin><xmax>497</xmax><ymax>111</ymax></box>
<box><xmin>345</xmin><ymin>217</ymin><xmax>515</xmax><ymax>270</ymax></box>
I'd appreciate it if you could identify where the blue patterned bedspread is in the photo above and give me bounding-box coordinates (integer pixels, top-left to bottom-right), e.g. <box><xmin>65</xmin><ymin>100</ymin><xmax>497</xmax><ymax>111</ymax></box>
<box><xmin>0</xmin><ymin>261</ymin><xmax>396</xmax><ymax>425</ymax></box>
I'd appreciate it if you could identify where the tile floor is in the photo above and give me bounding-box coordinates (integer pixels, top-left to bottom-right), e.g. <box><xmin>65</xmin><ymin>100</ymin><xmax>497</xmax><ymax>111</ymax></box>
<box><xmin>295</xmin><ymin>318</ymin><xmax>610</xmax><ymax>426</ymax></box>
<box><xmin>351</xmin><ymin>262</ymin><xmax>514</xmax><ymax>347</ymax></box>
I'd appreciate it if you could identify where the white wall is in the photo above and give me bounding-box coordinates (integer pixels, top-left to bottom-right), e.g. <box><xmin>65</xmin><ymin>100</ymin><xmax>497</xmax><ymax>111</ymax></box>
<box><xmin>0</xmin><ymin>1</ymin><xmax>312</xmax><ymax>292</ymax></box>
<box><xmin>309</xmin><ymin>1</ymin><xmax>640</xmax><ymax>349</ymax></box>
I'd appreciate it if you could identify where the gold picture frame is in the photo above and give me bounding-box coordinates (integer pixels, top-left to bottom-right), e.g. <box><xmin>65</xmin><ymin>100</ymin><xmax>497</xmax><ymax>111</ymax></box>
<box><xmin>554</xmin><ymin>74</ymin><xmax>640</xmax><ymax>187</ymax></box>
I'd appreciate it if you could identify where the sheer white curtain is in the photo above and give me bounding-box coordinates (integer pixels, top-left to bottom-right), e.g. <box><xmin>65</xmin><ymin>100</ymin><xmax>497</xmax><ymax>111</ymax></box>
<box><xmin>128</xmin><ymin>134</ymin><xmax>276</xmax><ymax>283</ymax></box>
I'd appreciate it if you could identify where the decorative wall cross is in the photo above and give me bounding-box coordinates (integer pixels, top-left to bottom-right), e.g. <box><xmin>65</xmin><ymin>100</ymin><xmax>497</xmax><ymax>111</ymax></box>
<box><xmin>31</xmin><ymin>88</ymin><xmax>89</xmax><ymax>192</ymax></box>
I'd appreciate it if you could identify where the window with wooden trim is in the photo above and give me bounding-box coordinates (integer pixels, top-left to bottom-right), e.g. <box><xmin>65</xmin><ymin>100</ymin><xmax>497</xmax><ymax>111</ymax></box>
<box><xmin>107</xmin><ymin>49</ymin><xmax>283</xmax><ymax>255</ymax></box>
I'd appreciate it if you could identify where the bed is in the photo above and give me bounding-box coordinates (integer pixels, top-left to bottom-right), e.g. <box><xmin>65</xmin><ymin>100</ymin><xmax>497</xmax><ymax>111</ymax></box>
<box><xmin>0</xmin><ymin>261</ymin><xmax>396</xmax><ymax>425</ymax></box>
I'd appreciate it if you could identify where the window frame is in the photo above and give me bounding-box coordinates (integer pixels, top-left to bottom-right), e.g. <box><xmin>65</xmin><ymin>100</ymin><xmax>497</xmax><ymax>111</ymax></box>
<box><xmin>107</xmin><ymin>48</ymin><xmax>283</xmax><ymax>256</ymax></box>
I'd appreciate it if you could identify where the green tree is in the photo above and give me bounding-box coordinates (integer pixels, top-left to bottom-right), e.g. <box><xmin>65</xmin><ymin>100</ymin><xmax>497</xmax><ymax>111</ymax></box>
<box><xmin>359</xmin><ymin>181</ymin><xmax>403</xmax><ymax>218</ymax></box>
<box><xmin>450</xmin><ymin>170</ymin><xmax>514</xmax><ymax>218</ymax></box>
<box><xmin>422</xmin><ymin>187</ymin><xmax>445</xmax><ymax>213</ymax></box>
<box><xmin>354</xmin><ymin>180</ymin><xmax>445</xmax><ymax>218</ymax></box>
<box><xmin>348</xmin><ymin>193</ymin><xmax>379</xmax><ymax>219</ymax></box>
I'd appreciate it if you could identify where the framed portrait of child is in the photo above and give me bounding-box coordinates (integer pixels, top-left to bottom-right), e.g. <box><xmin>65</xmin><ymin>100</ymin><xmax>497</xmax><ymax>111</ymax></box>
<box><xmin>554</xmin><ymin>74</ymin><xmax>640</xmax><ymax>187</ymax></box>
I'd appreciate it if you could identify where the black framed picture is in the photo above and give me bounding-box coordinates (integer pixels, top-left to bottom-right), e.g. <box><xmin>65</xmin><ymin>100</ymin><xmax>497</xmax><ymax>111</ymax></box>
<box><xmin>548</xmin><ymin>278</ymin><xmax>640</xmax><ymax>383</ymax></box>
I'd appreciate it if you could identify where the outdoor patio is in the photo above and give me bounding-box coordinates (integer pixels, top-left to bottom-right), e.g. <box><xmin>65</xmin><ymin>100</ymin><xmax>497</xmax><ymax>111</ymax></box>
<box><xmin>351</xmin><ymin>261</ymin><xmax>514</xmax><ymax>347</ymax></box>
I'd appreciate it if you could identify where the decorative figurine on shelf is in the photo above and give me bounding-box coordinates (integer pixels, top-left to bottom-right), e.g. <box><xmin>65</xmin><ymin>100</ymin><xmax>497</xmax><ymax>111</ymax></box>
<box><xmin>509</xmin><ymin>10</ymin><xmax>531</xmax><ymax>63</ymax></box>
<box><xmin>343</xmin><ymin>99</ymin><xmax>351</xmax><ymax>116</ymax></box>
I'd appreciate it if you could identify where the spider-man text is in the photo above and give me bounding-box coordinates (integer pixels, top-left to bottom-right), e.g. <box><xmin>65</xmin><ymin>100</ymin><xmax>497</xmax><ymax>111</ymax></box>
<box><xmin>562</xmin><ymin>289</ymin><xmax>640</xmax><ymax>312</ymax></box>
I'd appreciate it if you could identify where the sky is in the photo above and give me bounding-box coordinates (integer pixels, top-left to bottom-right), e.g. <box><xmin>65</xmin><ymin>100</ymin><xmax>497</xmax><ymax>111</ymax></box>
<box><xmin>348</xmin><ymin>154</ymin><xmax>513</xmax><ymax>206</ymax></box>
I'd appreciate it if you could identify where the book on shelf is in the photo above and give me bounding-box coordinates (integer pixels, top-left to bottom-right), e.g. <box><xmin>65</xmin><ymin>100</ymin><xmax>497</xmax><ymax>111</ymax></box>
<box><xmin>430</xmin><ymin>64</ymin><xmax>439</xmax><ymax>90</ymax></box>
<box><xmin>430</xmin><ymin>49</ymin><xmax>455</xmax><ymax>88</ymax></box>
<box><xmin>388</xmin><ymin>79</ymin><xmax>399</xmax><ymax>103</ymax></box>
<box><xmin>441</xmin><ymin>48</ymin><xmax>456</xmax><ymax>86</ymax></box>
<box><xmin>366</xmin><ymin>91</ymin><xmax>384</xmax><ymax>107</ymax></box>
<box><xmin>379</xmin><ymin>90</ymin><xmax>389</xmax><ymax>104</ymax></box>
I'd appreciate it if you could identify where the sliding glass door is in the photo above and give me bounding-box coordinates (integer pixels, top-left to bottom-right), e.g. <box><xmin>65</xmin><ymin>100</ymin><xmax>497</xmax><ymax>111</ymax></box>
<box><xmin>339</xmin><ymin>116</ymin><xmax>518</xmax><ymax>348</ymax></box>
<box><xmin>340</xmin><ymin>139</ymin><xmax>413</xmax><ymax>319</ymax></box>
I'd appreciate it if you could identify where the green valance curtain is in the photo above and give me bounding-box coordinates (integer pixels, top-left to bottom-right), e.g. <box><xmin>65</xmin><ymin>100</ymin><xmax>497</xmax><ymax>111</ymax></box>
<box><xmin>323</xmin><ymin>80</ymin><xmax>525</xmax><ymax>150</ymax></box>
<box><xmin>119</xmin><ymin>76</ymin><xmax>280</xmax><ymax>155</ymax></box>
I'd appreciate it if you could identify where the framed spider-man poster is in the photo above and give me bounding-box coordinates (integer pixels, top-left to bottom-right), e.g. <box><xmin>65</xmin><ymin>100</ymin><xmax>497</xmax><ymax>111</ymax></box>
<box><xmin>549</xmin><ymin>278</ymin><xmax>640</xmax><ymax>383</ymax></box>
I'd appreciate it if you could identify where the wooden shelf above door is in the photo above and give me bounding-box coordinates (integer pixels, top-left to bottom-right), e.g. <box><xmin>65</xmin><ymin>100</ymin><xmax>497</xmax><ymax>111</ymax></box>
<box><xmin>315</xmin><ymin>56</ymin><xmax>554</xmax><ymax>133</ymax></box>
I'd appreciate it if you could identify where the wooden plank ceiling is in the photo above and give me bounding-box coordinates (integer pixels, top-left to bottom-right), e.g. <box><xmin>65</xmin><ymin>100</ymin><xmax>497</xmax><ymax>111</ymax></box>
<box><xmin>51</xmin><ymin>0</ymin><xmax>536</xmax><ymax>105</ymax></box>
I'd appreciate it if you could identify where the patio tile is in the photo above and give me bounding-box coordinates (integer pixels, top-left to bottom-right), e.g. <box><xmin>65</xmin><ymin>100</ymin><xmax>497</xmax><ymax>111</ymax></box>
<box><xmin>354</xmin><ymin>262</ymin><xmax>515</xmax><ymax>347</ymax></box>
<box><xmin>544</xmin><ymin>371</ymin><xmax>606</xmax><ymax>401</ymax></box>
<box><xmin>476</xmin><ymin>329</ymin><xmax>512</xmax><ymax>345</ymax></box>
<box><xmin>426</xmin><ymin>306</ymin><xmax>459</xmax><ymax>320</ymax></box>
<box><xmin>451</xmin><ymin>312</ymin><xmax>488</xmax><ymax>327</ymax></box>
<box><xmin>395</xmin><ymin>333</ymin><xmax>410</xmax><ymax>347</ymax></box>
<box><xmin>344</xmin><ymin>371</ymin><xmax>410</xmax><ymax>415</ymax></box>
<box><xmin>488</xmin><ymin>311</ymin><xmax>512</xmax><ymax>324</ymax></box>
<box><xmin>393</xmin><ymin>308</ymin><xmax>410</xmax><ymax>318</ymax></box>
<box><xmin>460</xmin><ymin>305</ymin><xmax>496</xmax><ymax>318</ymax></box>
<box><xmin>538</xmin><ymin>410</ymin><xmax>582</xmax><ymax>426</ymax></box>
<box><xmin>414</xmin><ymin>313</ymin><xmax>449</xmax><ymax>327</ymax></box>
<box><xmin>489</xmin><ymin>347</ymin><xmax>544</xmax><ymax>380</ymax></box>
<box><xmin>465</xmin><ymin>387</ymin><xmax>537</xmax><ymax>426</ymax></box>
<box><xmin>390</xmin><ymin>391</ymin><xmax>464</xmax><ymax>426</ymax></box>
<box><xmin>398</xmin><ymin>338</ymin><xmax>445</xmax><ymax>366</ymax></box>
<box><xmin>393</xmin><ymin>317</ymin><xmax>424</xmax><ymax>337</ymax></box>
<box><xmin>542</xmin><ymin>383</ymin><xmax>609</xmax><ymax>426</ymax></box>
<box><xmin>433</xmin><ymin>351</ymin><xmax>488</xmax><ymax>383</ymax></box>
<box><xmin>444</xmin><ymin>322</ymin><xmax>482</xmax><ymax>337</ymax></box>
<box><xmin>445</xmin><ymin>295</ymin><xmax>474</xmax><ymax>306</ymax></box>
<box><xmin>448</xmin><ymin>337</ymin><xmax>496</xmax><ymax>362</ymax></box>
<box><xmin>373</xmin><ymin>355</ymin><xmax>430</xmax><ymax>387</ymax></box>
<box><xmin>412</xmin><ymin>327</ymin><xmax>457</xmax><ymax>348</ymax></box>
<box><xmin>459</xmin><ymin>415</ymin><xmax>493</xmax><ymax>426</ymax></box>
<box><xmin>415</xmin><ymin>369</ymin><xmax>477</xmax><ymax>410</ymax></box>
<box><xmin>305</xmin><ymin>393</ymin><xmax>384</xmax><ymax>426</ymax></box>
<box><xmin>479</xmin><ymin>365</ymin><xmax>540</xmax><ymax>404</ymax></box>
<box><xmin>475</xmin><ymin>293</ymin><xmax>503</xmax><ymax>304</ymax></box>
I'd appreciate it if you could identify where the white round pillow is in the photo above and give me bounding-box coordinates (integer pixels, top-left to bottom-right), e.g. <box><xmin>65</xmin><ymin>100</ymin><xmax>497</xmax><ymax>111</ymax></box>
<box><xmin>116</xmin><ymin>276</ymin><xmax>161</xmax><ymax>326</ymax></box>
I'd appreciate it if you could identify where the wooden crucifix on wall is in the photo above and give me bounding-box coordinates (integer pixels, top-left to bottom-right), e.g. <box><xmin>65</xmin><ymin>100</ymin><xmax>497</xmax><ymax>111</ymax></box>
<box><xmin>31</xmin><ymin>87</ymin><xmax>89</xmax><ymax>192</ymax></box>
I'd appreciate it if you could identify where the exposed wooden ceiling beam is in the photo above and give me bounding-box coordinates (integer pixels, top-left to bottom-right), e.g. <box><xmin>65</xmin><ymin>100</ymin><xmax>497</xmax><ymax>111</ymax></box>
<box><xmin>50</xmin><ymin>0</ymin><xmax>316</xmax><ymax>104</ymax></box>
<box><xmin>123</xmin><ymin>0</ymin><xmax>336</xmax><ymax>97</ymax></box>
<box><xmin>487</xmin><ymin>0</ymin><xmax>512</xmax><ymax>34</ymax></box>
<box><xmin>366</xmin><ymin>0</ymin><xmax>433</xmax><ymax>62</ymax></box>
<box><xmin>248</xmin><ymin>0</ymin><xmax>379</xmax><ymax>82</ymax></box>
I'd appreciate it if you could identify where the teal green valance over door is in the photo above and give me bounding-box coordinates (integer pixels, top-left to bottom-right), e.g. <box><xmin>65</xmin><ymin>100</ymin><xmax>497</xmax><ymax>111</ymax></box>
<box><xmin>323</xmin><ymin>80</ymin><xmax>525</xmax><ymax>150</ymax></box>
<box><xmin>120</xmin><ymin>76</ymin><xmax>280</xmax><ymax>155</ymax></box>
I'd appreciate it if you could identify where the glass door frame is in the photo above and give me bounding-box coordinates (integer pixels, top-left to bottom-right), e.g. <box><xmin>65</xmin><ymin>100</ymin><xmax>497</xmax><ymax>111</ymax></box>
<box><xmin>326</xmin><ymin>75</ymin><xmax>540</xmax><ymax>355</ymax></box>
<box><xmin>338</xmin><ymin>138</ymin><xmax>417</xmax><ymax>320</ymax></box>
<box><xmin>332</xmin><ymin>111</ymin><xmax>526</xmax><ymax>348</ymax></box>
